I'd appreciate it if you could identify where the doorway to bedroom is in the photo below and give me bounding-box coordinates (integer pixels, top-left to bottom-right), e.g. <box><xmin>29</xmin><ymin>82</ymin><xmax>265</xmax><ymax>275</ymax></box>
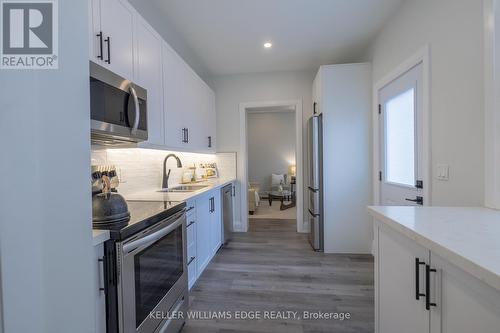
<box><xmin>246</xmin><ymin>106</ymin><xmax>297</xmax><ymax>222</ymax></box>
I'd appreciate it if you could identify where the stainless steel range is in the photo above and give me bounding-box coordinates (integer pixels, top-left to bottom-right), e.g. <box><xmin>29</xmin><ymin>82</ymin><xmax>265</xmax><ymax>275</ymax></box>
<box><xmin>100</xmin><ymin>201</ymin><xmax>188</xmax><ymax>333</ymax></box>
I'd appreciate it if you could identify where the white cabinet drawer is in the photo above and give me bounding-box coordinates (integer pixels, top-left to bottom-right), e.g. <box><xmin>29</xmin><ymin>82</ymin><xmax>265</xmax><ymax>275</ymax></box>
<box><xmin>187</xmin><ymin>241</ymin><xmax>196</xmax><ymax>260</ymax></box>
<box><xmin>188</xmin><ymin>257</ymin><xmax>197</xmax><ymax>289</ymax></box>
<box><xmin>187</xmin><ymin>220</ymin><xmax>196</xmax><ymax>246</ymax></box>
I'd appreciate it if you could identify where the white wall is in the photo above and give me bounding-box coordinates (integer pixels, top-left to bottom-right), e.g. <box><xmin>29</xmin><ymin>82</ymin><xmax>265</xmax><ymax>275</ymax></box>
<box><xmin>0</xmin><ymin>1</ymin><xmax>94</xmax><ymax>332</ymax></box>
<box><xmin>369</xmin><ymin>0</ymin><xmax>484</xmax><ymax>206</ymax></box>
<box><xmin>209</xmin><ymin>70</ymin><xmax>315</xmax><ymax>229</ymax></box>
<box><xmin>247</xmin><ymin>112</ymin><xmax>296</xmax><ymax>193</ymax></box>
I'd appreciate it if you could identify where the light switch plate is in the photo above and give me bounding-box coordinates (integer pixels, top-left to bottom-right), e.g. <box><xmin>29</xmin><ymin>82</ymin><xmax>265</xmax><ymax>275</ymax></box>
<box><xmin>436</xmin><ymin>164</ymin><xmax>449</xmax><ymax>181</ymax></box>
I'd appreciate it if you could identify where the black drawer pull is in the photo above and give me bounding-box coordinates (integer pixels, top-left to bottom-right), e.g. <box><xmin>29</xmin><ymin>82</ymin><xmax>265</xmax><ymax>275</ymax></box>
<box><xmin>187</xmin><ymin>221</ymin><xmax>195</xmax><ymax>228</ymax></box>
<box><xmin>415</xmin><ymin>258</ymin><xmax>426</xmax><ymax>300</ymax></box>
<box><xmin>425</xmin><ymin>265</ymin><xmax>437</xmax><ymax>310</ymax></box>
<box><xmin>96</xmin><ymin>31</ymin><xmax>103</xmax><ymax>60</ymax></box>
<box><xmin>187</xmin><ymin>256</ymin><xmax>196</xmax><ymax>266</ymax></box>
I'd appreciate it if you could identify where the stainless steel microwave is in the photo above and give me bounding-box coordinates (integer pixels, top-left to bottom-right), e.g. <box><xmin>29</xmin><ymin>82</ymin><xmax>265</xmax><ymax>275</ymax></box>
<box><xmin>90</xmin><ymin>62</ymin><xmax>148</xmax><ymax>144</ymax></box>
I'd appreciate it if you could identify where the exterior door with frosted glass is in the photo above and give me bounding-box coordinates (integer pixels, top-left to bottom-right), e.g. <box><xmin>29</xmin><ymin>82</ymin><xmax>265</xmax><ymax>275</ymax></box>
<box><xmin>379</xmin><ymin>63</ymin><xmax>424</xmax><ymax>206</ymax></box>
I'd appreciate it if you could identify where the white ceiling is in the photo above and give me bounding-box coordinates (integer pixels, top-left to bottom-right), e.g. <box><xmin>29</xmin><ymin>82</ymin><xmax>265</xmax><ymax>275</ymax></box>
<box><xmin>148</xmin><ymin>0</ymin><xmax>404</xmax><ymax>76</ymax></box>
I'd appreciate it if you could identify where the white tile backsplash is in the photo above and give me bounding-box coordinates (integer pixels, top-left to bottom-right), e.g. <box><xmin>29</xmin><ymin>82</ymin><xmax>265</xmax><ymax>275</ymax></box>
<box><xmin>91</xmin><ymin>147</ymin><xmax>236</xmax><ymax>197</ymax></box>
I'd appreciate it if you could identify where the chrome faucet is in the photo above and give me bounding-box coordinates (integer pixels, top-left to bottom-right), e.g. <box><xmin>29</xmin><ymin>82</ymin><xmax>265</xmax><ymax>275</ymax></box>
<box><xmin>162</xmin><ymin>154</ymin><xmax>183</xmax><ymax>189</ymax></box>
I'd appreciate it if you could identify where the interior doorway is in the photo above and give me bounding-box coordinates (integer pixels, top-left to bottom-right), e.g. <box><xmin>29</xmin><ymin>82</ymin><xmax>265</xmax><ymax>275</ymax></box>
<box><xmin>247</xmin><ymin>108</ymin><xmax>297</xmax><ymax>220</ymax></box>
<box><xmin>239</xmin><ymin>100</ymin><xmax>304</xmax><ymax>232</ymax></box>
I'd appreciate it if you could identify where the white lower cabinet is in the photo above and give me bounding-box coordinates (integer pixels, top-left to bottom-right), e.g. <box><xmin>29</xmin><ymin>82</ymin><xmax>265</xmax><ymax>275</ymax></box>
<box><xmin>375</xmin><ymin>222</ymin><xmax>500</xmax><ymax>333</ymax></box>
<box><xmin>209</xmin><ymin>191</ymin><xmax>222</xmax><ymax>256</ymax></box>
<box><xmin>429</xmin><ymin>253</ymin><xmax>500</xmax><ymax>333</ymax></box>
<box><xmin>93</xmin><ymin>243</ymin><xmax>106</xmax><ymax>333</ymax></box>
<box><xmin>377</xmin><ymin>225</ymin><xmax>430</xmax><ymax>333</ymax></box>
<box><xmin>186</xmin><ymin>199</ymin><xmax>197</xmax><ymax>289</ymax></box>
<box><xmin>194</xmin><ymin>189</ymin><xmax>223</xmax><ymax>285</ymax></box>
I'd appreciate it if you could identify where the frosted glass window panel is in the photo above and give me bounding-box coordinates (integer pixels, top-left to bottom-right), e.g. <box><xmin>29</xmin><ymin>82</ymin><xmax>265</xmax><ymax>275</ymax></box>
<box><xmin>385</xmin><ymin>88</ymin><xmax>416</xmax><ymax>186</ymax></box>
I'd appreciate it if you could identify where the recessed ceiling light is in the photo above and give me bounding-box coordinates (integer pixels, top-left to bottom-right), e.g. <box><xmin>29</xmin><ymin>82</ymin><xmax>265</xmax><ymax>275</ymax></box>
<box><xmin>263</xmin><ymin>42</ymin><xmax>272</xmax><ymax>48</ymax></box>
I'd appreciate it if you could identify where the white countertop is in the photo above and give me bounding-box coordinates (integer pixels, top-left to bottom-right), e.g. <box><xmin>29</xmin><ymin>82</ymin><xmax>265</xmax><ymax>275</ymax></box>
<box><xmin>92</xmin><ymin>229</ymin><xmax>110</xmax><ymax>246</ymax></box>
<box><xmin>91</xmin><ymin>178</ymin><xmax>236</xmax><ymax>246</ymax></box>
<box><xmin>368</xmin><ymin>206</ymin><xmax>500</xmax><ymax>292</ymax></box>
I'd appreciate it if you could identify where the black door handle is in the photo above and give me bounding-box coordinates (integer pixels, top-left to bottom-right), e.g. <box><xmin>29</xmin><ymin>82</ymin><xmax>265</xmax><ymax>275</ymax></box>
<box><xmin>105</xmin><ymin>36</ymin><xmax>111</xmax><ymax>64</ymax></box>
<box><xmin>425</xmin><ymin>265</ymin><xmax>437</xmax><ymax>310</ymax></box>
<box><xmin>96</xmin><ymin>31</ymin><xmax>103</xmax><ymax>60</ymax></box>
<box><xmin>415</xmin><ymin>258</ymin><xmax>426</xmax><ymax>300</ymax></box>
<box><xmin>405</xmin><ymin>196</ymin><xmax>423</xmax><ymax>205</ymax></box>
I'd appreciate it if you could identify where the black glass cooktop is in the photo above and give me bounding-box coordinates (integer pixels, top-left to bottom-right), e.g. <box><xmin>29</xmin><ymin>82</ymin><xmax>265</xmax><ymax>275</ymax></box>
<box><xmin>93</xmin><ymin>200</ymin><xmax>186</xmax><ymax>240</ymax></box>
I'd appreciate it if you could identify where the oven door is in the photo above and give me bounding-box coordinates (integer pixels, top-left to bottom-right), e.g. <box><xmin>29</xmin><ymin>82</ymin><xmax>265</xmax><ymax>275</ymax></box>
<box><xmin>118</xmin><ymin>209</ymin><xmax>187</xmax><ymax>333</ymax></box>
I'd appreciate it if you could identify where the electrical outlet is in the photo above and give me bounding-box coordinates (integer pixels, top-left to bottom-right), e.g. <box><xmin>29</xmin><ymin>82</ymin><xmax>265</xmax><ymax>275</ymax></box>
<box><xmin>436</xmin><ymin>164</ymin><xmax>449</xmax><ymax>181</ymax></box>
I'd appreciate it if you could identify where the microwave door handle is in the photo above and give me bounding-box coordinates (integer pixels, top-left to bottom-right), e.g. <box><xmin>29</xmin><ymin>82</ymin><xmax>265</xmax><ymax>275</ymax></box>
<box><xmin>129</xmin><ymin>85</ymin><xmax>140</xmax><ymax>135</ymax></box>
<box><xmin>122</xmin><ymin>211</ymin><xmax>185</xmax><ymax>254</ymax></box>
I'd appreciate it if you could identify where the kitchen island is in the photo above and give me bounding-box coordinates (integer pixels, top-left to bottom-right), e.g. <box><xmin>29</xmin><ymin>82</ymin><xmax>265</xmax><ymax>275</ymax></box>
<box><xmin>368</xmin><ymin>206</ymin><xmax>500</xmax><ymax>333</ymax></box>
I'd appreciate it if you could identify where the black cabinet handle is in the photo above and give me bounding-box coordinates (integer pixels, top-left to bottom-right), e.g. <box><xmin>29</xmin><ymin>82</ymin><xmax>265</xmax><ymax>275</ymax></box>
<box><xmin>425</xmin><ymin>265</ymin><xmax>437</xmax><ymax>310</ymax></box>
<box><xmin>232</xmin><ymin>186</ymin><xmax>235</xmax><ymax>197</ymax></box>
<box><xmin>208</xmin><ymin>136</ymin><xmax>212</xmax><ymax>148</ymax></box>
<box><xmin>104</xmin><ymin>36</ymin><xmax>111</xmax><ymax>64</ymax></box>
<box><xmin>187</xmin><ymin>256</ymin><xmax>196</xmax><ymax>266</ymax></box>
<box><xmin>209</xmin><ymin>197</ymin><xmax>215</xmax><ymax>213</ymax></box>
<box><xmin>96</xmin><ymin>31</ymin><xmax>103</xmax><ymax>60</ymax></box>
<box><xmin>415</xmin><ymin>258</ymin><xmax>426</xmax><ymax>300</ymax></box>
<box><xmin>186</xmin><ymin>128</ymin><xmax>189</xmax><ymax>143</ymax></box>
<box><xmin>186</xmin><ymin>206</ymin><xmax>195</xmax><ymax>213</ymax></box>
<box><xmin>405</xmin><ymin>196</ymin><xmax>423</xmax><ymax>205</ymax></box>
<box><xmin>187</xmin><ymin>221</ymin><xmax>195</xmax><ymax>228</ymax></box>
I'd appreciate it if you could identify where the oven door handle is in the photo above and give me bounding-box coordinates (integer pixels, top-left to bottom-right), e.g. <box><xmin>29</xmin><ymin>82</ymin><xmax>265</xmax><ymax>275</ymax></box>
<box><xmin>122</xmin><ymin>212</ymin><xmax>184</xmax><ymax>254</ymax></box>
<box><xmin>129</xmin><ymin>85</ymin><xmax>140</xmax><ymax>135</ymax></box>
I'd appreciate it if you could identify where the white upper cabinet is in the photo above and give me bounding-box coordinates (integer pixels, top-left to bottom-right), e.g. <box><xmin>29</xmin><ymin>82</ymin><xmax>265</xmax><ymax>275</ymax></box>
<box><xmin>163</xmin><ymin>42</ymin><xmax>216</xmax><ymax>152</ymax></box>
<box><xmin>134</xmin><ymin>16</ymin><xmax>164</xmax><ymax>146</ymax></box>
<box><xmin>163</xmin><ymin>42</ymin><xmax>190</xmax><ymax>150</ymax></box>
<box><xmin>89</xmin><ymin>0</ymin><xmax>134</xmax><ymax>80</ymax></box>
<box><xmin>88</xmin><ymin>0</ymin><xmax>216</xmax><ymax>153</ymax></box>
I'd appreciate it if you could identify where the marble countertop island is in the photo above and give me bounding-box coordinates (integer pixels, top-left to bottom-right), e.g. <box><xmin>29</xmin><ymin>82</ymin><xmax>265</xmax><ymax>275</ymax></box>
<box><xmin>368</xmin><ymin>206</ymin><xmax>500</xmax><ymax>292</ymax></box>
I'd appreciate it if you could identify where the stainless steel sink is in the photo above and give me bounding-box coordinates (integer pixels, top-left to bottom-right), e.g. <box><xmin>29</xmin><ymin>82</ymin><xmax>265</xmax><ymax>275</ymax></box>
<box><xmin>158</xmin><ymin>185</ymin><xmax>209</xmax><ymax>193</ymax></box>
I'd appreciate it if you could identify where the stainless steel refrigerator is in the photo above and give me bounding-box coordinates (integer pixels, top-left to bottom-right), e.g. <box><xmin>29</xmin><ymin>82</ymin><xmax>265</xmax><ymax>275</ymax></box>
<box><xmin>308</xmin><ymin>114</ymin><xmax>323</xmax><ymax>251</ymax></box>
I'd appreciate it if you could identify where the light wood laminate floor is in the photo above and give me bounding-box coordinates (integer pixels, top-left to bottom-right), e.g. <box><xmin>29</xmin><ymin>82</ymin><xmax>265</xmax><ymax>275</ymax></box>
<box><xmin>182</xmin><ymin>219</ymin><xmax>374</xmax><ymax>333</ymax></box>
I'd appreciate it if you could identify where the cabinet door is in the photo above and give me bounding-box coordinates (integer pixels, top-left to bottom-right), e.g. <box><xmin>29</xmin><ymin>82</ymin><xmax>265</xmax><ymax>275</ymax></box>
<box><xmin>429</xmin><ymin>253</ymin><xmax>500</xmax><ymax>333</ymax></box>
<box><xmin>134</xmin><ymin>16</ymin><xmax>164</xmax><ymax>146</ymax></box>
<box><xmin>93</xmin><ymin>243</ymin><xmax>106</xmax><ymax>333</ymax></box>
<box><xmin>201</xmin><ymin>85</ymin><xmax>216</xmax><ymax>153</ymax></box>
<box><xmin>208</xmin><ymin>88</ymin><xmax>216</xmax><ymax>152</ymax></box>
<box><xmin>163</xmin><ymin>43</ymin><xmax>189</xmax><ymax>149</ymax></box>
<box><xmin>88</xmin><ymin>0</ymin><xmax>102</xmax><ymax>62</ymax></box>
<box><xmin>196</xmin><ymin>193</ymin><xmax>212</xmax><ymax>275</ymax></box>
<box><xmin>100</xmin><ymin>0</ymin><xmax>134</xmax><ymax>79</ymax></box>
<box><xmin>210</xmin><ymin>191</ymin><xmax>222</xmax><ymax>255</ymax></box>
<box><xmin>377</xmin><ymin>225</ymin><xmax>430</xmax><ymax>333</ymax></box>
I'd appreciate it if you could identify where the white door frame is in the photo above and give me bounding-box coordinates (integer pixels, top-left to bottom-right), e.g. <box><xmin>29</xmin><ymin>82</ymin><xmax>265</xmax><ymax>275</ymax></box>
<box><xmin>373</xmin><ymin>45</ymin><xmax>431</xmax><ymax>205</ymax></box>
<box><xmin>238</xmin><ymin>99</ymin><xmax>304</xmax><ymax>232</ymax></box>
